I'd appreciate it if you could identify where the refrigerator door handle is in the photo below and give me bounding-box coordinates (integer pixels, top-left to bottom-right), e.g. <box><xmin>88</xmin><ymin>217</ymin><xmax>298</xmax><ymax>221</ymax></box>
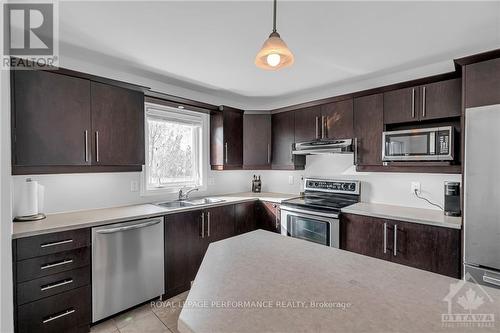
<box><xmin>483</xmin><ymin>275</ymin><xmax>500</xmax><ymax>287</ymax></box>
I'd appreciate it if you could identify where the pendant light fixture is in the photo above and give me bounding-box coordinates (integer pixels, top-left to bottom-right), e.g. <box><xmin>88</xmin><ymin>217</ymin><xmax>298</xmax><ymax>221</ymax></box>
<box><xmin>255</xmin><ymin>0</ymin><xmax>294</xmax><ymax>70</ymax></box>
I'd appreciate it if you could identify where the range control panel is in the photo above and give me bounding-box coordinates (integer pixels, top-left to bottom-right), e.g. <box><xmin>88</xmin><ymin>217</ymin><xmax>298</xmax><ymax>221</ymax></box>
<box><xmin>304</xmin><ymin>179</ymin><xmax>360</xmax><ymax>195</ymax></box>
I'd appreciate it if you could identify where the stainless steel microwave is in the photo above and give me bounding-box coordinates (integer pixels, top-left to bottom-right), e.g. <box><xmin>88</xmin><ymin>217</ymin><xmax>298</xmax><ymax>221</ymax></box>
<box><xmin>382</xmin><ymin>126</ymin><xmax>454</xmax><ymax>161</ymax></box>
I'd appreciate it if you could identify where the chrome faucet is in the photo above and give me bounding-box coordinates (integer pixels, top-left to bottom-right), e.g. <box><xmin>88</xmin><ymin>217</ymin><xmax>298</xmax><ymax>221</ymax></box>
<box><xmin>178</xmin><ymin>187</ymin><xmax>199</xmax><ymax>201</ymax></box>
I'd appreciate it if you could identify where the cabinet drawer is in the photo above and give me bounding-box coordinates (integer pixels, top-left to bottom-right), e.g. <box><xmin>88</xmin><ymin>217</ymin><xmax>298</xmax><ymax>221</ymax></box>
<box><xmin>17</xmin><ymin>266</ymin><xmax>90</xmax><ymax>305</ymax></box>
<box><xmin>17</xmin><ymin>247</ymin><xmax>90</xmax><ymax>283</ymax></box>
<box><xmin>17</xmin><ymin>285</ymin><xmax>90</xmax><ymax>333</ymax></box>
<box><xmin>16</xmin><ymin>229</ymin><xmax>90</xmax><ymax>260</ymax></box>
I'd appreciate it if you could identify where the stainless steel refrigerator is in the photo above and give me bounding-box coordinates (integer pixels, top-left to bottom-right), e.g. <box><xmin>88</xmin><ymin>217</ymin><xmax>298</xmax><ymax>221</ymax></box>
<box><xmin>464</xmin><ymin>104</ymin><xmax>500</xmax><ymax>289</ymax></box>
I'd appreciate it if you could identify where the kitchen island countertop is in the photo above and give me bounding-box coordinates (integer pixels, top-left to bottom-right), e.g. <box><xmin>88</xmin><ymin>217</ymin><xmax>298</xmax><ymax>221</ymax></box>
<box><xmin>179</xmin><ymin>230</ymin><xmax>499</xmax><ymax>333</ymax></box>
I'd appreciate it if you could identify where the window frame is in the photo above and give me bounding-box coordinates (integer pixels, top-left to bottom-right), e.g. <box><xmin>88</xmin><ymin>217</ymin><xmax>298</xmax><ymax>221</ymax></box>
<box><xmin>141</xmin><ymin>102</ymin><xmax>208</xmax><ymax>196</ymax></box>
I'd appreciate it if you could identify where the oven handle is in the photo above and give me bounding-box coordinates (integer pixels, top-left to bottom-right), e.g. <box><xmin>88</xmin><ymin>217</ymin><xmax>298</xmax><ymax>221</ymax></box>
<box><xmin>280</xmin><ymin>206</ymin><xmax>339</xmax><ymax>220</ymax></box>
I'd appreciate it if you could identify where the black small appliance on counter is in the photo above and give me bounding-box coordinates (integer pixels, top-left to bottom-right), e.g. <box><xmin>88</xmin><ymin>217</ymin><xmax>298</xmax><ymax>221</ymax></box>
<box><xmin>444</xmin><ymin>182</ymin><xmax>461</xmax><ymax>217</ymax></box>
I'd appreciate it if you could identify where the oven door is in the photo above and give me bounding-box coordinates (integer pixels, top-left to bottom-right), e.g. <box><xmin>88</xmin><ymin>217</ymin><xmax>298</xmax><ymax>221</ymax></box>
<box><xmin>280</xmin><ymin>207</ymin><xmax>339</xmax><ymax>248</ymax></box>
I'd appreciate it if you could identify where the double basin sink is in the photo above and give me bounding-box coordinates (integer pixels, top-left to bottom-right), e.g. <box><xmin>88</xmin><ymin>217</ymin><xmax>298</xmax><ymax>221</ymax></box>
<box><xmin>157</xmin><ymin>197</ymin><xmax>225</xmax><ymax>210</ymax></box>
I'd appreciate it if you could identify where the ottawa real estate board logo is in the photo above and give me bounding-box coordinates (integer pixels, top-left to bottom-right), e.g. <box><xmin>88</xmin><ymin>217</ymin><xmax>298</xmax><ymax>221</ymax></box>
<box><xmin>442</xmin><ymin>272</ymin><xmax>495</xmax><ymax>328</ymax></box>
<box><xmin>2</xmin><ymin>1</ymin><xmax>59</xmax><ymax>69</ymax></box>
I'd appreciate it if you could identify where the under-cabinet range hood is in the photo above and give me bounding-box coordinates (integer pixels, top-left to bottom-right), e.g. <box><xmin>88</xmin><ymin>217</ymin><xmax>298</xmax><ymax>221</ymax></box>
<box><xmin>292</xmin><ymin>139</ymin><xmax>354</xmax><ymax>155</ymax></box>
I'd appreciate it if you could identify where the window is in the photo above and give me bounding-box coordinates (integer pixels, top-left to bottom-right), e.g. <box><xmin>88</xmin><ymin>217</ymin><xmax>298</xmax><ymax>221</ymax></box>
<box><xmin>143</xmin><ymin>103</ymin><xmax>208</xmax><ymax>194</ymax></box>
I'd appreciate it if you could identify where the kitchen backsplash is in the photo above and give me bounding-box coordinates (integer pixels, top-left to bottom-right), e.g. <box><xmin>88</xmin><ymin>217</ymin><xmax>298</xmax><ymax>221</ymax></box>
<box><xmin>12</xmin><ymin>154</ymin><xmax>461</xmax><ymax>215</ymax></box>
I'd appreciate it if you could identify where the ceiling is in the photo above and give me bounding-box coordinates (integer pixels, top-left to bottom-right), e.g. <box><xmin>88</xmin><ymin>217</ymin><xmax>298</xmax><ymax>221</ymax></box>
<box><xmin>58</xmin><ymin>1</ymin><xmax>500</xmax><ymax>108</ymax></box>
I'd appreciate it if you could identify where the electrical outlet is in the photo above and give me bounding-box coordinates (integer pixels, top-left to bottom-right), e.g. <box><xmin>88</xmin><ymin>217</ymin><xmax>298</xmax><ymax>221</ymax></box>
<box><xmin>208</xmin><ymin>178</ymin><xmax>215</xmax><ymax>186</ymax></box>
<box><xmin>411</xmin><ymin>182</ymin><xmax>421</xmax><ymax>195</ymax></box>
<box><xmin>288</xmin><ymin>175</ymin><xmax>294</xmax><ymax>185</ymax></box>
<box><xmin>130</xmin><ymin>180</ymin><xmax>139</xmax><ymax>192</ymax></box>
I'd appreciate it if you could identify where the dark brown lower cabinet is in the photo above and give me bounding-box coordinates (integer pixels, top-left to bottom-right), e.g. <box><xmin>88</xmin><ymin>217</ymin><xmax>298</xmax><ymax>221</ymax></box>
<box><xmin>12</xmin><ymin>229</ymin><xmax>91</xmax><ymax>333</ymax></box>
<box><xmin>340</xmin><ymin>213</ymin><xmax>461</xmax><ymax>278</ymax></box>
<box><xmin>235</xmin><ymin>202</ymin><xmax>257</xmax><ymax>235</ymax></box>
<box><xmin>256</xmin><ymin>201</ymin><xmax>281</xmax><ymax>233</ymax></box>
<box><xmin>164</xmin><ymin>203</ymin><xmax>240</xmax><ymax>298</ymax></box>
<box><xmin>164</xmin><ymin>209</ymin><xmax>206</xmax><ymax>298</ymax></box>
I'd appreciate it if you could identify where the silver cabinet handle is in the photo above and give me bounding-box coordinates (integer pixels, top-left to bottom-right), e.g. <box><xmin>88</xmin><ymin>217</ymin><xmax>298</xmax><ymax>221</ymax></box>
<box><xmin>41</xmin><ymin>239</ymin><xmax>73</xmax><ymax>248</ymax></box>
<box><xmin>353</xmin><ymin>138</ymin><xmax>358</xmax><ymax>166</ymax></box>
<box><xmin>393</xmin><ymin>224</ymin><xmax>398</xmax><ymax>256</ymax></box>
<box><xmin>483</xmin><ymin>275</ymin><xmax>500</xmax><ymax>287</ymax></box>
<box><xmin>267</xmin><ymin>143</ymin><xmax>271</xmax><ymax>164</ymax></box>
<box><xmin>96</xmin><ymin>220</ymin><xmax>161</xmax><ymax>234</ymax></box>
<box><xmin>201</xmin><ymin>213</ymin><xmax>205</xmax><ymax>238</ymax></box>
<box><xmin>225</xmin><ymin>142</ymin><xmax>228</xmax><ymax>164</ymax></box>
<box><xmin>315</xmin><ymin>116</ymin><xmax>319</xmax><ymax>139</ymax></box>
<box><xmin>95</xmin><ymin>131</ymin><xmax>100</xmax><ymax>162</ymax></box>
<box><xmin>321</xmin><ymin>116</ymin><xmax>326</xmax><ymax>139</ymax></box>
<box><xmin>41</xmin><ymin>259</ymin><xmax>73</xmax><ymax>270</ymax></box>
<box><xmin>383</xmin><ymin>222</ymin><xmax>387</xmax><ymax>254</ymax></box>
<box><xmin>42</xmin><ymin>309</ymin><xmax>75</xmax><ymax>324</ymax></box>
<box><xmin>41</xmin><ymin>278</ymin><xmax>73</xmax><ymax>291</ymax></box>
<box><xmin>422</xmin><ymin>86</ymin><xmax>426</xmax><ymax>118</ymax></box>
<box><xmin>207</xmin><ymin>212</ymin><xmax>211</xmax><ymax>237</ymax></box>
<box><xmin>411</xmin><ymin>88</ymin><xmax>415</xmax><ymax>118</ymax></box>
<box><xmin>84</xmin><ymin>130</ymin><xmax>89</xmax><ymax>162</ymax></box>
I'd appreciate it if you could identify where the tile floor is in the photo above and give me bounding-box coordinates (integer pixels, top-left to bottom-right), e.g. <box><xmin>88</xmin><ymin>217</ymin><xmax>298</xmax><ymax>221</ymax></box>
<box><xmin>90</xmin><ymin>291</ymin><xmax>189</xmax><ymax>333</ymax></box>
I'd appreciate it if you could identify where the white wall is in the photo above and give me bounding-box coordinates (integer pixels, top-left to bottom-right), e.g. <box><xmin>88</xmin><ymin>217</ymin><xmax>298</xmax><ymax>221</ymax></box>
<box><xmin>13</xmin><ymin>154</ymin><xmax>460</xmax><ymax>215</ymax></box>
<box><xmin>259</xmin><ymin>154</ymin><xmax>461</xmax><ymax>210</ymax></box>
<box><xmin>1</xmin><ymin>61</ymin><xmax>14</xmax><ymax>332</ymax></box>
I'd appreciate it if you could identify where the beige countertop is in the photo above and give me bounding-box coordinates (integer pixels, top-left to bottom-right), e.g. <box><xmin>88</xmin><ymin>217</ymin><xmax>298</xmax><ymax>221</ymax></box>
<box><xmin>179</xmin><ymin>230</ymin><xmax>500</xmax><ymax>333</ymax></box>
<box><xmin>12</xmin><ymin>192</ymin><xmax>296</xmax><ymax>239</ymax></box>
<box><xmin>341</xmin><ymin>202</ymin><xmax>462</xmax><ymax>229</ymax></box>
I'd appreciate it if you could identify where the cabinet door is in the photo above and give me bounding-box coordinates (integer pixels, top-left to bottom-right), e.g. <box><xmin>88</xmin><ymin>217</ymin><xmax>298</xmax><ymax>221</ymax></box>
<box><xmin>383</xmin><ymin>87</ymin><xmax>418</xmax><ymax>124</ymax></box>
<box><xmin>12</xmin><ymin>70</ymin><xmax>91</xmax><ymax>166</ymax></box>
<box><xmin>243</xmin><ymin>114</ymin><xmax>271</xmax><ymax>168</ymax></box>
<box><xmin>257</xmin><ymin>201</ymin><xmax>280</xmax><ymax>233</ymax></box>
<box><xmin>235</xmin><ymin>202</ymin><xmax>257</xmax><ymax>235</ymax></box>
<box><xmin>206</xmin><ymin>205</ymin><xmax>235</xmax><ymax>242</ymax></box>
<box><xmin>353</xmin><ymin>94</ymin><xmax>383</xmax><ymax>166</ymax></box>
<box><xmin>90</xmin><ymin>82</ymin><xmax>145</xmax><ymax>166</ymax></box>
<box><xmin>294</xmin><ymin>106</ymin><xmax>321</xmax><ymax>142</ymax></box>
<box><xmin>420</xmin><ymin>78</ymin><xmax>461</xmax><ymax>120</ymax></box>
<box><xmin>389</xmin><ymin>220</ymin><xmax>437</xmax><ymax>273</ymax></box>
<box><xmin>340</xmin><ymin>214</ymin><xmax>391</xmax><ymax>261</ymax></box>
<box><xmin>272</xmin><ymin>112</ymin><xmax>305</xmax><ymax>169</ymax></box>
<box><xmin>465</xmin><ymin>58</ymin><xmax>500</xmax><ymax>108</ymax></box>
<box><xmin>321</xmin><ymin>99</ymin><xmax>354</xmax><ymax>139</ymax></box>
<box><xmin>164</xmin><ymin>210</ymin><xmax>205</xmax><ymax>296</ymax></box>
<box><xmin>223</xmin><ymin>109</ymin><xmax>243</xmax><ymax>166</ymax></box>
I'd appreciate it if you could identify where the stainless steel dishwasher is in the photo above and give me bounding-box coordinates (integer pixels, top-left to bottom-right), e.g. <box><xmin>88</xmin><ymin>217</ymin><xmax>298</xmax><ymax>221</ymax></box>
<box><xmin>92</xmin><ymin>217</ymin><xmax>164</xmax><ymax>322</ymax></box>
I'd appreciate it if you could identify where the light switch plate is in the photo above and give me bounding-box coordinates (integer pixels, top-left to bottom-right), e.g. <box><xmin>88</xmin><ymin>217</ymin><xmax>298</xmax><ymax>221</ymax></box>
<box><xmin>130</xmin><ymin>180</ymin><xmax>139</xmax><ymax>192</ymax></box>
<box><xmin>288</xmin><ymin>175</ymin><xmax>294</xmax><ymax>185</ymax></box>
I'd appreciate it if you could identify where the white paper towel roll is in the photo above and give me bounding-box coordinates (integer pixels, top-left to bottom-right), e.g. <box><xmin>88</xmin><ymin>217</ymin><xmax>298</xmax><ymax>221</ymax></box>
<box><xmin>18</xmin><ymin>179</ymin><xmax>39</xmax><ymax>216</ymax></box>
<box><xmin>37</xmin><ymin>184</ymin><xmax>45</xmax><ymax>214</ymax></box>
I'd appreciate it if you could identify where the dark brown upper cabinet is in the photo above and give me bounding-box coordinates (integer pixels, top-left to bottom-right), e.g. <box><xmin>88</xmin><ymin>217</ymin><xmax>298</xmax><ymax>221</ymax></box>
<box><xmin>321</xmin><ymin>98</ymin><xmax>354</xmax><ymax>139</ymax></box>
<box><xmin>465</xmin><ymin>57</ymin><xmax>500</xmax><ymax>108</ymax></box>
<box><xmin>91</xmin><ymin>82</ymin><xmax>145</xmax><ymax>166</ymax></box>
<box><xmin>12</xmin><ymin>70</ymin><xmax>92</xmax><ymax>167</ymax></box>
<box><xmin>383</xmin><ymin>86</ymin><xmax>419</xmax><ymax>124</ymax></box>
<box><xmin>353</xmin><ymin>94</ymin><xmax>383</xmax><ymax>167</ymax></box>
<box><xmin>293</xmin><ymin>106</ymin><xmax>321</xmax><ymax>142</ymax></box>
<box><xmin>243</xmin><ymin>113</ymin><xmax>271</xmax><ymax>169</ymax></box>
<box><xmin>384</xmin><ymin>78</ymin><xmax>461</xmax><ymax>124</ymax></box>
<box><xmin>419</xmin><ymin>78</ymin><xmax>461</xmax><ymax>120</ymax></box>
<box><xmin>272</xmin><ymin>111</ymin><xmax>305</xmax><ymax>170</ymax></box>
<box><xmin>210</xmin><ymin>106</ymin><xmax>243</xmax><ymax>170</ymax></box>
<box><xmin>11</xmin><ymin>68</ymin><xmax>146</xmax><ymax>175</ymax></box>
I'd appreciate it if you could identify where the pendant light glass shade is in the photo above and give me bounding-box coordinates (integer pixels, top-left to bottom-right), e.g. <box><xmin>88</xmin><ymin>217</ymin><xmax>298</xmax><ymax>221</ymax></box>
<box><xmin>255</xmin><ymin>0</ymin><xmax>294</xmax><ymax>70</ymax></box>
<box><xmin>255</xmin><ymin>31</ymin><xmax>294</xmax><ymax>70</ymax></box>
